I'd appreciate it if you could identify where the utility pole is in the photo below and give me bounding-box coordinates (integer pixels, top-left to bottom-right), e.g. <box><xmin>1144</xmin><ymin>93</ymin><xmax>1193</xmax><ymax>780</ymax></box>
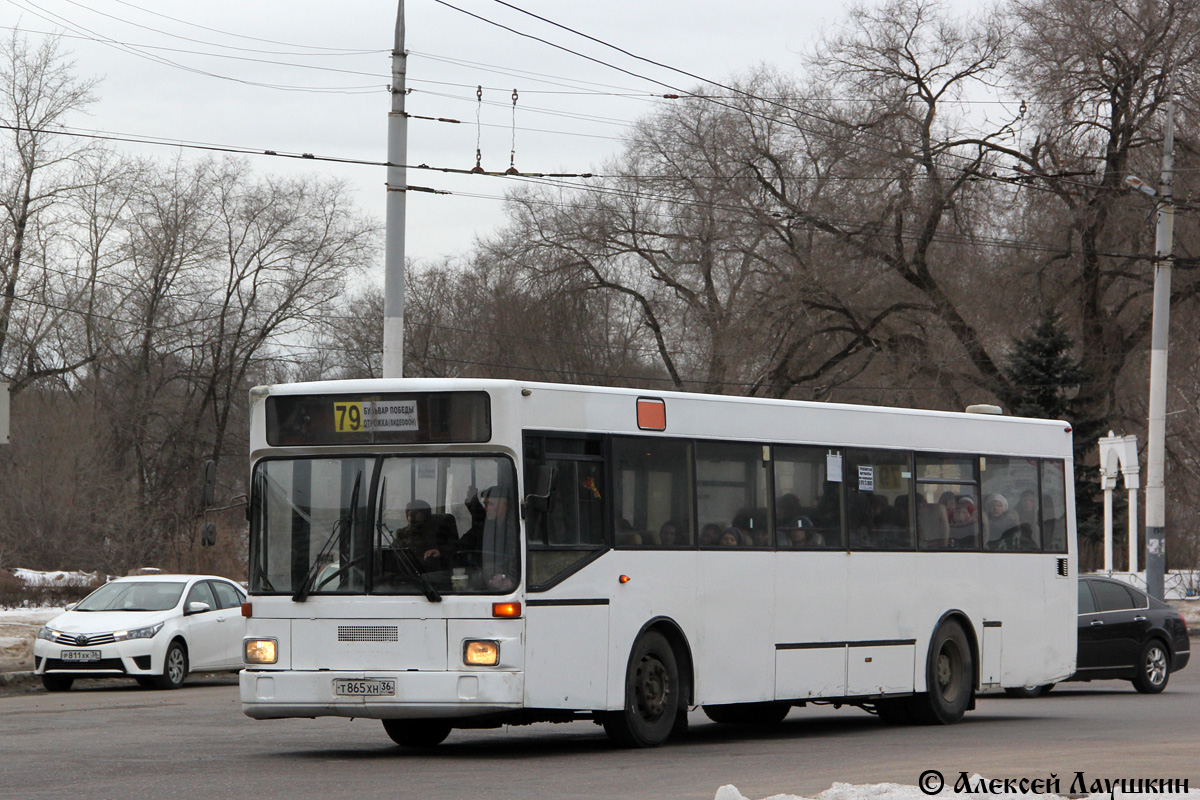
<box><xmin>382</xmin><ymin>0</ymin><xmax>407</xmax><ymax>379</ymax></box>
<box><xmin>1144</xmin><ymin>79</ymin><xmax>1175</xmax><ymax>601</ymax></box>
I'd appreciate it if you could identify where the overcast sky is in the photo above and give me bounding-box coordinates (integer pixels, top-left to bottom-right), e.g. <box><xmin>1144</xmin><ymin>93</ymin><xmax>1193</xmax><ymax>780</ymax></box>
<box><xmin>5</xmin><ymin>0</ymin><xmax>973</xmax><ymax>273</ymax></box>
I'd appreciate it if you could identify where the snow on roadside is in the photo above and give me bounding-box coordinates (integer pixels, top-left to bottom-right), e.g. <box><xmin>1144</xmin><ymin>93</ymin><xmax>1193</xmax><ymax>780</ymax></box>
<box><xmin>10</xmin><ymin>568</ymin><xmax>98</xmax><ymax>587</ymax></box>
<box><xmin>714</xmin><ymin>777</ymin><xmax>1200</xmax><ymax>800</ymax></box>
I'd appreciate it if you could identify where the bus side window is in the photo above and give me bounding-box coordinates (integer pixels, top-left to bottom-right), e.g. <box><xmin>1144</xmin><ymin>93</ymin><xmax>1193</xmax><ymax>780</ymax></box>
<box><xmin>914</xmin><ymin>454</ymin><xmax>978</xmax><ymax>551</ymax></box>
<box><xmin>696</xmin><ymin>442</ymin><xmax>769</xmax><ymax>548</ymax></box>
<box><xmin>524</xmin><ymin>437</ymin><xmax>608</xmax><ymax>589</ymax></box>
<box><xmin>845</xmin><ymin>449</ymin><xmax>913</xmax><ymax>550</ymax></box>
<box><xmin>774</xmin><ymin>446</ymin><xmax>843</xmax><ymax>549</ymax></box>
<box><xmin>1041</xmin><ymin>460</ymin><xmax>1068</xmax><ymax>554</ymax></box>
<box><xmin>980</xmin><ymin>456</ymin><xmax>1040</xmax><ymax>551</ymax></box>
<box><xmin>611</xmin><ymin>437</ymin><xmax>694</xmax><ymax>548</ymax></box>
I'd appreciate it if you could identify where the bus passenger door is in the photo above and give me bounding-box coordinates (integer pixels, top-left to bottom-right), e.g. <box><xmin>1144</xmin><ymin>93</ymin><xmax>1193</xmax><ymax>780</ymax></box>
<box><xmin>522</xmin><ymin>443</ymin><xmax>612</xmax><ymax>710</ymax></box>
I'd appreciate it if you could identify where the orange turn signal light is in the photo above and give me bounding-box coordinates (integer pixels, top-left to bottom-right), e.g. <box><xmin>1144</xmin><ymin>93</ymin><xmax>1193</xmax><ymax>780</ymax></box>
<box><xmin>619</xmin><ymin>575</ymin><xmax>631</xmax><ymax>584</ymax></box>
<box><xmin>241</xmin><ymin>602</ymin><xmax>253</xmax><ymax>618</ymax></box>
<box><xmin>492</xmin><ymin>602</ymin><xmax>521</xmax><ymax>618</ymax></box>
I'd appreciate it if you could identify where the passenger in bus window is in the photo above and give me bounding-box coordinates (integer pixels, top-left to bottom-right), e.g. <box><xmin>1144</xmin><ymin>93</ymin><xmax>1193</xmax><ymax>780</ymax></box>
<box><xmin>1015</xmin><ymin>489</ymin><xmax>1039</xmax><ymax>528</ymax></box>
<box><xmin>718</xmin><ymin>528</ymin><xmax>743</xmax><ymax>547</ymax></box>
<box><xmin>456</xmin><ymin>486</ymin><xmax>517</xmax><ymax>590</ymax></box>
<box><xmin>395</xmin><ymin>500</ymin><xmax>457</xmax><ymax>571</ymax></box>
<box><xmin>658</xmin><ymin>520</ymin><xmax>686</xmax><ymax>546</ymax></box>
<box><xmin>778</xmin><ymin>516</ymin><xmax>818</xmax><ymax>548</ymax></box>
<box><xmin>983</xmin><ymin>493</ymin><xmax>1021</xmax><ymax>548</ymax></box>
<box><xmin>616</xmin><ymin>518</ymin><xmax>643</xmax><ymax>546</ymax></box>
<box><xmin>776</xmin><ymin>493</ymin><xmax>803</xmax><ymax>525</ymax></box>
<box><xmin>916</xmin><ymin>497</ymin><xmax>950</xmax><ymax>548</ymax></box>
<box><xmin>950</xmin><ymin>494</ymin><xmax>979</xmax><ymax>547</ymax></box>
<box><xmin>699</xmin><ymin>523</ymin><xmax>723</xmax><ymax>547</ymax></box>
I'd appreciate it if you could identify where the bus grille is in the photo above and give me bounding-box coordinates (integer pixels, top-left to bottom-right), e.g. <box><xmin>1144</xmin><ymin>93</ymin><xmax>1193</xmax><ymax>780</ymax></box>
<box><xmin>337</xmin><ymin>626</ymin><xmax>399</xmax><ymax>642</ymax></box>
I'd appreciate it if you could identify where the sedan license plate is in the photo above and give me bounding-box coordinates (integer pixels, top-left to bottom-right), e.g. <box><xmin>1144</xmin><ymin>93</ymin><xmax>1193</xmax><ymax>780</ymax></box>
<box><xmin>333</xmin><ymin>678</ymin><xmax>396</xmax><ymax>697</ymax></box>
<box><xmin>61</xmin><ymin>650</ymin><xmax>101</xmax><ymax>662</ymax></box>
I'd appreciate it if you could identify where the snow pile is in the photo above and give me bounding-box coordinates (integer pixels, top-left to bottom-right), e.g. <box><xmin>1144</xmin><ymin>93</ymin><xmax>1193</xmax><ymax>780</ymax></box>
<box><xmin>713</xmin><ymin>777</ymin><xmax>1200</xmax><ymax>800</ymax></box>
<box><xmin>10</xmin><ymin>568</ymin><xmax>98</xmax><ymax>587</ymax></box>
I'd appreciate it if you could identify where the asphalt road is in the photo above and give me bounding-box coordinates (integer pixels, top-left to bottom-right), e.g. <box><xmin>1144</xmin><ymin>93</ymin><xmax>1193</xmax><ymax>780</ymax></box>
<box><xmin>2</xmin><ymin>669</ymin><xmax>1197</xmax><ymax>800</ymax></box>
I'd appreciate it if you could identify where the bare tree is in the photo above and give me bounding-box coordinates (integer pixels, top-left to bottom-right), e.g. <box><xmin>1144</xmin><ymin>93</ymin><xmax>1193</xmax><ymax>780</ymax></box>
<box><xmin>0</xmin><ymin>31</ymin><xmax>99</xmax><ymax>390</ymax></box>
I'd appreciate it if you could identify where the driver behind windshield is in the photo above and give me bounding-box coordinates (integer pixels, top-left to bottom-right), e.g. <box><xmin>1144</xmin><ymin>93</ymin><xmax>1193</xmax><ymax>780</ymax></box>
<box><xmin>394</xmin><ymin>499</ymin><xmax>458</xmax><ymax>572</ymax></box>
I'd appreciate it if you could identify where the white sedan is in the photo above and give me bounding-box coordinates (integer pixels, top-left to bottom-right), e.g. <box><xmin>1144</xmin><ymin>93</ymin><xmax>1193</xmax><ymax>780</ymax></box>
<box><xmin>33</xmin><ymin>574</ymin><xmax>246</xmax><ymax>691</ymax></box>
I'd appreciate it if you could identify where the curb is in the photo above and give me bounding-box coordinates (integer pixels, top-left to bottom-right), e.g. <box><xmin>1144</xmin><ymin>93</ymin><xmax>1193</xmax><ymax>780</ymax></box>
<box><xmin>0</xmin><ymin>670</ymin><xmax>36</xmax><ymax>687</ymax></box>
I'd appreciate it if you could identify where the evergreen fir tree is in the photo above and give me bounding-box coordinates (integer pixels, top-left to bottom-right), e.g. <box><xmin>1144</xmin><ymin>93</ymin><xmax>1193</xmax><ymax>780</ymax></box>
<box><xmin>998</xmin><ymin>313</ymin><xmax>1108</xmax><ymax>551</ymax></box>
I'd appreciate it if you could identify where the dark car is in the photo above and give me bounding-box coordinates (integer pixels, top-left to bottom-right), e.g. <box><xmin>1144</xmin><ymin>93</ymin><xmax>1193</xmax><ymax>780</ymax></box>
<box><xmin>1007</xmin><ymin>575</ymin><xmax>1191</xmax><ymax>697</ymax></box>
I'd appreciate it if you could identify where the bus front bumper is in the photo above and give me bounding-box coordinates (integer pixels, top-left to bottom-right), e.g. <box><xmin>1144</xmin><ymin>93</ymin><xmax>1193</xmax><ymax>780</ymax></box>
<box><xmin>240</xmin><ymin>669</ymin><xmax>524</xmax><ymax>720</ymax></box>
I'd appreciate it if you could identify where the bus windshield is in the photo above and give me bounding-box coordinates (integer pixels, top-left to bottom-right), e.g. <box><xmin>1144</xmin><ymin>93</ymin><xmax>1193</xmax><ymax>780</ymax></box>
<box><xmin>250</xmin><ymin>455</ymin><xmax>519</xmax><ymax>596</ymax></box>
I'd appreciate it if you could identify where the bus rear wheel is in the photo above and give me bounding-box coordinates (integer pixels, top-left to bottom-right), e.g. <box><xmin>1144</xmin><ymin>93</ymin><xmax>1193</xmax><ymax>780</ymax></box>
<box><xmin>382</xmin><ymin>719</ymin><xmax>452</xmax><ymax>748</ymax></box>
<box><xmin>603</xmin><ymin>631</ymin><xmax>680</xmax><ymax>748</ymax></box>
<box><xmin>702</xmin><ymin>702</ymin><xmax>790</xmax><ymax>726</ymax></box>
<box><xmin>913</xmin><ymin>619</ymin><xmax>973</xmax><ymax>724</ymax></box>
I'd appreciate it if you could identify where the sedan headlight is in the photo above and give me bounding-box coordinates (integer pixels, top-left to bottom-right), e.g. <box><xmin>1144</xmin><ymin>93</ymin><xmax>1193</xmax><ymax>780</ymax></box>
<box><xmin>113</xmin><ymin>622</ymin><xmax>164</xmax><ymax>641</ymax></box>
<box><xmin>37</xmin><ymin>626</ymin><xmax>58</xmax><ymax>642</ymax></box>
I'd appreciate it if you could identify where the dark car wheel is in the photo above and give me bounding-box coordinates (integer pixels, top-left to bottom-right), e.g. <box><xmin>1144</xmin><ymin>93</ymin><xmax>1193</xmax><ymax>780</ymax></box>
<box><xmin>153</xmin><ymin>640</ymin><xmax>189</xmax><ymax>689</ymax></box>
<box><xmin>1004</xmin><ymin>683</ymin><xmax>1053</xmax><ymax>698</ymax></box>
<box><xmin>1132</xmin><ymin>639</ymin><xmax>1170</xmax><ymax>694</ymax></box>
<box><xmin>41</xmin><ymin>675</ymin><xmax>74</xmax><ymax>692</ymax></box>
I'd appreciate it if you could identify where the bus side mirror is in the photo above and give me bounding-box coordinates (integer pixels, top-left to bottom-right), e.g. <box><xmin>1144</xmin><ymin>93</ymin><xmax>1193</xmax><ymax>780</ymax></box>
<box><xmin>201</xmin><ymin>460</ymin><xmax>217</xmax><ymax>508</ymax></box>
<box><xmin>200</xmin><ymin>522</ymin><xmax>217</xmax><ymax>547</ymax></box>
<box><xmin>522</xmin><ymin>465</ymin><xmax>557</xmax><ymax>517</ymax></box>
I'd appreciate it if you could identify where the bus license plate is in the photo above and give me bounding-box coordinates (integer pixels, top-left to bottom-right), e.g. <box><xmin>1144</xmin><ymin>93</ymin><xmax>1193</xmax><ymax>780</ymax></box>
<box><xmin>61</xmin><ymin>650</ymin><xmax>101</xmax><ymax>662</ymax></box>
<box><xmin>333</xmin><ymin>679</ymin><xmax>396</xmax><ymax>697</ymax></box>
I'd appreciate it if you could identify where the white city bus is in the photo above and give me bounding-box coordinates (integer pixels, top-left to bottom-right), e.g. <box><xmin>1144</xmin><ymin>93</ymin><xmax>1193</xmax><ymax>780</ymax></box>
<box><xmin>240</xmin><ymin>379</ymin><xmax>1077</xmax><ymax>747</ymax></box>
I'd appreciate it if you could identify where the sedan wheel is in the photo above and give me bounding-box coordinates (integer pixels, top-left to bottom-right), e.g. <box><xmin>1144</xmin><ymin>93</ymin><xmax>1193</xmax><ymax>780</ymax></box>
<box><xmin>153</xmin><ymin>641</ymin><xmax>189</xmax><ymax>690</ymax></box>
<box><xmin>41</xmin><ymin>675</ymin><xmax>74</xmax><ymax>692</ymax></box>
<box><xmin>1132</xmin><ymin>640</ymin><xmax>1170</xmax><ymax>694</ymax></box>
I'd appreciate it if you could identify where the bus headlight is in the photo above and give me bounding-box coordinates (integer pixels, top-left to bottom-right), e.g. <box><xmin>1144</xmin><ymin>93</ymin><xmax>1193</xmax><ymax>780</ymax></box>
<box><xmin>463</xmin><ymin>640</ymin><xmax>499</xmax><ymax>666</ymax></box>
<box><xmin>245</xmin><ymin>638</ymin><xmax>278</xmax><ymax>664</ymax></box>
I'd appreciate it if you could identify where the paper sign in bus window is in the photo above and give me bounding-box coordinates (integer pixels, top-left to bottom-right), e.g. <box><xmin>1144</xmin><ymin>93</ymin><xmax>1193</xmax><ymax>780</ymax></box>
<box><xmin>858</xmin><ymin>465</ymin><xmax>875</xmax><ymax>492</ymax></box>
<box><xmin>827</xmin><ymin>451</ymin><xmax>843</xmax><ymax>482</ymax></box>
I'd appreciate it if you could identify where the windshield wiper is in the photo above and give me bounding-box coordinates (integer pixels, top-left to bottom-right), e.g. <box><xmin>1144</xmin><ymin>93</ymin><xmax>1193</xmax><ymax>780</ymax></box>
<box><xmin>388</xmin><ymin>543</ymin><xmax>443</xmax><ymax>603</ymax></box>
<box><xmin>293</xmin><ymin>472</ymin><xmax>361</xmax><ymax>602</ymax></box>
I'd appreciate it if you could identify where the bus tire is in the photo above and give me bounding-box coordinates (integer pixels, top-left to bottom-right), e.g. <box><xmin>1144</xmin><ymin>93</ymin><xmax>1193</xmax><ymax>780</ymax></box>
<box><xmin>603</xmin><ymin>630</ymin><xmax>680</xmax><ymax>747</ymax></box>
<box><xmin>913</xmin><ymin>619</ymin><xmax>973</xmax><ymax>724</ymax></box>
<box><xmin>382</xmin><ymin>719</ymin><xmax>452</xmax><ymax>748</ymax></box>
<box><xmin>702</xmin><ymin>702</ymin><xmax>790</xmax><ymax>726</ymax></box>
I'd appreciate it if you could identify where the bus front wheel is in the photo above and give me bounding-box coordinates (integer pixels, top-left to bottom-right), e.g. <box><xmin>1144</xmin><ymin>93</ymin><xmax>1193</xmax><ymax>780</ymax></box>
<box><xmin>382</xmin><ymin>719</ymin><xmax>452</xmax><ymax>748</ymax></box>
<box><xmin>603</xmin><ymin>630</ymin><xmax>680</xmax><ymax>748</ymax></box>
<box><xmin>913</xmin><ymin>619</ymin><xmax>974</xmax><ymax>724</ymax></box>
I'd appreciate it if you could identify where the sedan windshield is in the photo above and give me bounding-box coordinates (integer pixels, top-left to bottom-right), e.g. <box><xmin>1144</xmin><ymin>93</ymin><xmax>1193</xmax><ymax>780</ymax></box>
<box><xmin>250</xmin><ymin>455</ymin><xmax>519</xmax><ymax>596</ymax></box>
<box><xmin>75</xmin><ymin>581</ymin><xmax>185</xmax><ymax>612</ymax></box>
